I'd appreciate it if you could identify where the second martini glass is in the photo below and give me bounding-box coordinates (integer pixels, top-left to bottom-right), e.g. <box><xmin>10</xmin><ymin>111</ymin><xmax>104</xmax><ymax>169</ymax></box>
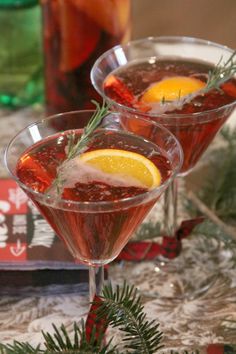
<box><xmin>5</xmin><ymin>109</ymin><xmax>182</xmax><ymax>302</ymax></box>
<box><xmin>91</xmin><ymin>36</ymin><xmax>236</xmax><ymax>297</ymax></box>
<box><xmin>91</xmin><ymin>36</ymin><xmax>236</xmax><ymax>176</ymax></box>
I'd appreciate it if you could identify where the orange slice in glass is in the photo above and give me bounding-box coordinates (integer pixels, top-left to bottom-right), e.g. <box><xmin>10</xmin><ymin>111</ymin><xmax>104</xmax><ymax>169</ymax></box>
<box><xmin>79</xmin><ymin>148</ymin><xmax>161</xmax><ymax>189</ymax></box>
<box><xmin>142</xmin><ymin>76</ymin><xmax>206</xmax><ymax>103</ymax></box>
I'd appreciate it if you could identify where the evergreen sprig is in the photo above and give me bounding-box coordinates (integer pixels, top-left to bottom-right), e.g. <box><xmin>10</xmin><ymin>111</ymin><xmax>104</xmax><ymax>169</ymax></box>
<box><xmin>0</xmin><ymin>282</ymin><xmax>200</xmax><ymax>354</ymax></box>
<box><xmin>42</xmin><ymin>322</ymin><xmax>116</xmax><ymax>354</ymax></box>
<box><xmin>0</xmin><ymin>342</ymin><xmax>41</xmax><ymax>354</ymax></box>
<box><xmin>97</xmin><ymin>282</ymin><xmax>163</xmax><ymax>354</ymax></box>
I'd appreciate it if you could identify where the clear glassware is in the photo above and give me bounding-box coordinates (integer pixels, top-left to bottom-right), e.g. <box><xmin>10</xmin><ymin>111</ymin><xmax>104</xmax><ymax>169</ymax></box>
<box><xmin>4</xmin><ymin>110</ymin><xmax>182</xmax><ymax>302</ymax></box>
<box><xmin>91</xmin><ymin>36</ymin><xmax>236</xmax><ymax>298</ymax></box>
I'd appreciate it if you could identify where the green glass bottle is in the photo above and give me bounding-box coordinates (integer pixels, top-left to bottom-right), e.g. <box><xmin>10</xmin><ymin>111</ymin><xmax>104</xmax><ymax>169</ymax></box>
<box><xmin>0</xmin><ymin>0</ymin><xmax>43</xmax><ymax>108</ymax></box>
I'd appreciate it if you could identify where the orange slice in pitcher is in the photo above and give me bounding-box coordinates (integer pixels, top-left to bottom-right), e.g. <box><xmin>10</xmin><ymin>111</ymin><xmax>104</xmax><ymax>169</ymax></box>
<box><xmin>59</xmin><ymin>0</ymin><xmax>100</xmax><ymax>72</ymax></box>
<box><xmin>72</xmin><ymin>0</ymin><xmax>130</xmax><ymax>37</ymax></box>
<box><xmin>79</xmin><ymin>148</ymin><xmax>162</xmax><ymax>189</ymax></box>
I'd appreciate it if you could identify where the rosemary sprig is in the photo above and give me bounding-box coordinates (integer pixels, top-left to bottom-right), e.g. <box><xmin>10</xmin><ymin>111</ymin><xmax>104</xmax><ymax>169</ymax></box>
<box><xmin>159</xmin><ymin>51</ymin><xmax>236</xmax><ymax>113</ymax></box>
<box><xmin>204</xmin><ymin>51</ymin><xmax>236</xmax><ymax>92</ymax></box>
<box><xmin>47</xmin><ymin>100</ymin><xmax>109</xmax><ymax>195</ymax></box>
<box><xmin>66</xmin><ymin>100</ymin><xmax>109</xmax><ymax>161</ymax></box>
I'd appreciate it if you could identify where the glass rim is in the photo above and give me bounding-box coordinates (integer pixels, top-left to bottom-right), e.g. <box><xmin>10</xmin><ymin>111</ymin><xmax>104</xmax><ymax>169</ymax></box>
<box><xmin>91</xmin><ymin>35</ymin><xmax>236</xmax><ymax>120</ymax></box>
<box><xmin>4</xmin><ymin>109</ymin><xmax>183</xmax><ymax>212</ymax></box>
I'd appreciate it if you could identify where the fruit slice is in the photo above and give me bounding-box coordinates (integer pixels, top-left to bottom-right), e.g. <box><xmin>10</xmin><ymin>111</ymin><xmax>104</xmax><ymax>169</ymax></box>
<box><xmin>59</xmin><ymin>0</ymin><xmax>100</xmax><ymax>72</ymax></box>
<box><xmin>79</xmin><ymin>148</ymin><xmax>161</xmax><ymax>189</ymax></box>
<box><xmin>72</xmin><ymin>0</ymin><xmax>130</xmax><ymax>37</ymax></box>
<box><xmin>142</xmin><ymin>76</ymin><xmax>206</xmax><ymax>103</ymax></box>
<box><xmin>18</xmin><ymin>155</ymin><xmax>52</xmax><ymax>192</ymax></box>
<box><xmin>104</xmin><ymin>75</ymin><xmax>150</xmax><ymax>113</ymax></box>
<box><xmin>104</xmin><ymin>75</ymin><xmax>137</xmax><ymax>106</ymax></box>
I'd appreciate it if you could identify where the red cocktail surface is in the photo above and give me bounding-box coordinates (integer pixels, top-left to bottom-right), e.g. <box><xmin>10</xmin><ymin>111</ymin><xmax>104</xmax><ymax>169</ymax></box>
<box><xmin>104</xmin><ymin>58</ymin><xmax>236</xmax><ymax>173</ymax></box>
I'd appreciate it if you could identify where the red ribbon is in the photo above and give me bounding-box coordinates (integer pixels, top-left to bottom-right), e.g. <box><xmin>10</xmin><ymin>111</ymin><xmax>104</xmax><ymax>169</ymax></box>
<box><xmin>207</xmin><ymin>344</ymin><xmax>226</xmax><ymax>354</ymax></box>
<box><xmin>117</xmin><ymin>217</ymin><xmax>205</xmax><ymax>261</ymax></box>
<box><xmin>85</xmin><ymin>295</ymin><xmax>108</xmax><ymax>342</ymax></box>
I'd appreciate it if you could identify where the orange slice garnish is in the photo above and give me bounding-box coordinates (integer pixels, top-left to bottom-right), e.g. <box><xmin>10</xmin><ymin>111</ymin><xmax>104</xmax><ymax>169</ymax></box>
<box><xmin>79</xmin><ymin>148</ymin><xmax>161</xmax><ymax>189</ymax></box>
<box><xmin>142</xmin><ymin>76</ymin><xmax>206</xmax><ymax>103</ymax></box>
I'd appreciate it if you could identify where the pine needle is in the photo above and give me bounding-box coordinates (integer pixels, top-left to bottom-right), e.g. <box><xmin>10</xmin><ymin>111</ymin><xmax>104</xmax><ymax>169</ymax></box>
<box><xmin>96</xmin><ymin>281</ymin><xmax>164</xmax><ymax>354</ymax></box>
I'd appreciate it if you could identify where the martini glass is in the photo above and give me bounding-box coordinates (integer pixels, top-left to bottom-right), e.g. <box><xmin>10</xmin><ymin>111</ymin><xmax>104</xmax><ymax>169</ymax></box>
<box><xmin>91</xmin><ymin>36</ymin><xmax>236</xmax><ymax>297</ymax></box>
<box><xmin>91</xmin><ymin>37</ymin><xmax>236</xmax><ymax>299</ymax></box>
<box><xmin>4</xmin><ymin>110</ymin><xmax>182</xmax><ymax>302</ymax></box>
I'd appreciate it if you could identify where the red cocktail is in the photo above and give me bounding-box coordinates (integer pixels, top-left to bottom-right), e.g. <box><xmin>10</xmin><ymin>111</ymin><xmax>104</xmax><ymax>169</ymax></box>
<box><xmin>103</xmin><ymin>57</ymin><xmax>236</xmax><ymax>173</ymax></box>
<box><xmin>5</xmin><ymin>109</ymin><xmax>182</xmax><ymax>300</ymax></box>
<box><xmin>91</xmin><ymin>37</ymin><xmax>236</xmax><ymax>243</ymax></box>
<box><xmin>41</xmin><ymin>0</ymin><xmax>131</xmax><ymax>114</ymax></box>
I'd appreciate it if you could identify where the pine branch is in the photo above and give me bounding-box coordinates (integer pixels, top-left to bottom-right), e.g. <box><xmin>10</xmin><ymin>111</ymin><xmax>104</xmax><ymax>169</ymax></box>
<box><xmin>42</xmin><ymin>322</ymin><xmax>116</xmax><ymax>354</ymax></box>
<box><xmin>97</xmin><ymin>282</ymin><xmax>163</xmax><ymax>354</ymax></box>
<box><xmin>0</xmin><ymin>282</ymin><xmax>212</xmax><ymax>354</ymax></box>
<box><xmin>0</xmin><ymin>342</ymin><xmax>42</xmax><ymax>354</ymax></box>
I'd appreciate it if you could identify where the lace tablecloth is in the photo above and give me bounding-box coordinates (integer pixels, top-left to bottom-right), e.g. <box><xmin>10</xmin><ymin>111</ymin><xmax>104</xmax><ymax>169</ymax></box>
<box><xmin>0</xmin><ymin>108</ymin><xmax>236</xmax><ymax>353</ymax></box>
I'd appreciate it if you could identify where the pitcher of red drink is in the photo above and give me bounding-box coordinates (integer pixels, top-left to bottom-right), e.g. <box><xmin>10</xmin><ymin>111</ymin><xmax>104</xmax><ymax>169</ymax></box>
<box><xmin>41</xmin><ymin>0</ymin><xmax>131</xmax><ymax>114</ymax></box>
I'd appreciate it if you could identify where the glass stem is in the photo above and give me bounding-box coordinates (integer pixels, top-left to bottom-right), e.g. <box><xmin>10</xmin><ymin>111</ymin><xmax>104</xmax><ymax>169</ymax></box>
<box><xmin>89</xmin><ymin>266</ymin><xmax>104</xmax><ymax>302</ymax></box>
<box><xmin>163</xmin><ymin>178</ymin><xmax>178</xmax><ymax>237</ymax></box>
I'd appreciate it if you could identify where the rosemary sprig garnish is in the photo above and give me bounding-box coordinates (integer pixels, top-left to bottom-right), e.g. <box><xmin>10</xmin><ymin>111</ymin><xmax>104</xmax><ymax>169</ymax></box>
<box><xmin>204</xmin><ymin>50</ymin><xmax>236</xmax><ymax>92</ymax></box>
<box><xmin>158</xmin><ymin>51</ymin><xmax>236</xmax><ymax>113</ymax></box>
<box><xmin>47</xmin><ymin>100</ymin><xmax>110</xmax><ymax>196</ymax></box>
<box><xmin>66</xmin><ymin>100</ymin><xmax>109</xmax><ymax>161</ymax></box>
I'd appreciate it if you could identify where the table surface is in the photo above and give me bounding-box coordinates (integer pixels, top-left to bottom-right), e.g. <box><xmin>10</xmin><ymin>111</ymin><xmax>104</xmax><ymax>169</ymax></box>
<box><xmin>0</xmin><ymin>107</ymin><xmax>236</xmax><ymax>353</ymax></box>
